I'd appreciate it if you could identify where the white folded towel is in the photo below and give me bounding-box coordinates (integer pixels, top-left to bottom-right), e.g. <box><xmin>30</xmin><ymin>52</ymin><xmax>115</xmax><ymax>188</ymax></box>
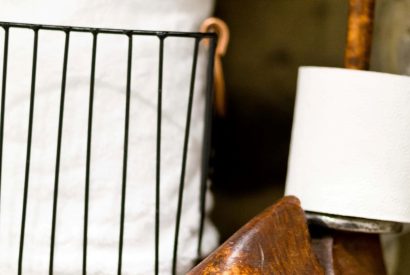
<box><xmin>0</xmin><ymin>0</ymin><xmax>218</xmax><ymax>274</ymax></box>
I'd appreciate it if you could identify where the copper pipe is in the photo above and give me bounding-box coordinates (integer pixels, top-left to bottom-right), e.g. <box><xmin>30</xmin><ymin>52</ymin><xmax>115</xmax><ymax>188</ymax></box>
<box><xmin>344</xmin><ymin>0</ymin><xmax>376</xmax><ymax>70</ymax></box>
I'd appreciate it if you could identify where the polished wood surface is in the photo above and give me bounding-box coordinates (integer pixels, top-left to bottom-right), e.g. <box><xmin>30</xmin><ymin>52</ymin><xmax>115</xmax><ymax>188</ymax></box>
<box><xmin>188</xmin><ymin>196</ymin><xmax>324</xmax><ymax>274</ymax></box>
<box><xmin>332</xmin><ymin>231</ymin><xmax>386</xmax><ymax>275</ymax></box>
<box><xmin>189</xmin><ymin>196</ymin><xmax>387</xmax><ymax>274</ymax></box>
<box><xmin>344</xmin><ymin>0</ymin><xmax>376</xmax><ymax>70</ymax></box>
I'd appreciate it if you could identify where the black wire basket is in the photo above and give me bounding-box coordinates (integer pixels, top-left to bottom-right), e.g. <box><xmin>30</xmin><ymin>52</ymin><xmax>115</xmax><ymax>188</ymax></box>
<box><xmin>0</xmin><ymin>21</ymin><xmax>217</xmax><ymax>275</ymax></box>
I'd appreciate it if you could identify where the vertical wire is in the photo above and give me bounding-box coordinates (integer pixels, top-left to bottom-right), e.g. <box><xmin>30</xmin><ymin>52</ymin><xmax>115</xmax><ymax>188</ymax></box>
<box><xmin>117</xmin><ymin>33</ymin><xmax>133</xmax><ymax>275</ymax></box>
<box><xmin>154</xmin><ymin>35</ymin><xmax>165</xmax><ymax>275</ymax></box>
<box><xmin>171</xmin><ymin>38</ymin><xmax>200</xmax><ymax>275</ymax></box>
<box><xmin>83</xmin><ymin>32</ymin><xmax>98</xmax><ymax>275</ymax></box>
<box><xmin>196</xmin><ymin>36</ymin><xmax>217</xmax><ymax>260</ymax></box>
<box><xmin>18</xmin><ymin>28</ymin><xmax>39</xmax><ymax>275</ymax></box>
<box><xmin>0</xmin><ymin>26</ymin><xmax>9</xmax><ymax>216</ymax></box>
<box><xmin>49</xmin><ymin>30</ymin><xmax>70</xmax><ymax>275</ymax></box>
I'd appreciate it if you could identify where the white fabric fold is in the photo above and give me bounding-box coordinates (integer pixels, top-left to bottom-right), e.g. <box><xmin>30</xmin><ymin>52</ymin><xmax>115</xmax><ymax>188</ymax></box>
<box><xmin>0</xmin><ymin>1</ymin><xmax>218</xmax><ymax>274</ymax></box>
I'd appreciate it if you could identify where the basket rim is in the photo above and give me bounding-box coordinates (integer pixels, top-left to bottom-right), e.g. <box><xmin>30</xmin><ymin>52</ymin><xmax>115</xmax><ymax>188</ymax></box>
<box><xmin>0</xmin><ymin>21</ymin><xmax>218</xmax><ymax>39</ymax></box>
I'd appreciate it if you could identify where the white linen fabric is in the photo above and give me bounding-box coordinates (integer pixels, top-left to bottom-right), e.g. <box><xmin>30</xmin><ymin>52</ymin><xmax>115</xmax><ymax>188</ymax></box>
<box><xmin>0</xmin><ymin>0</ymin><xmax>218</xmax><ymax>274</ymax></box>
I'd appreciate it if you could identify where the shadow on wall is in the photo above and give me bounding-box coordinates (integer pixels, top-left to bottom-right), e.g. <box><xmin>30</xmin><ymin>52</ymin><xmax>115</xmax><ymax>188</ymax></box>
<box><xmin>210</xmin><ymin>0</ymin><xmax>347</xmax><ymax>241</ymax></box>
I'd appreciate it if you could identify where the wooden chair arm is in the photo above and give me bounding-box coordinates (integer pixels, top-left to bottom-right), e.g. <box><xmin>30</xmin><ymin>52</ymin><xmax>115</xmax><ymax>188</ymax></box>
<box><xmin>189</xmin><ymin>196</ymin><xmax>324</xmax><ymax>274</ymax></box>
<box><xmin>189</xmin><ymin>196</ymin><xmax>386</xmax><ymax>274</ymax></box>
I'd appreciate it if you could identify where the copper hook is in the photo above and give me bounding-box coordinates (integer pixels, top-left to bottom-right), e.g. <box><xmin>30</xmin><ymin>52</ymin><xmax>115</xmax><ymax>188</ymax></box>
<box><xmin>200</xmin><ymin>17</ymin><xmax>230</xmax><ymax>117</ymax></box>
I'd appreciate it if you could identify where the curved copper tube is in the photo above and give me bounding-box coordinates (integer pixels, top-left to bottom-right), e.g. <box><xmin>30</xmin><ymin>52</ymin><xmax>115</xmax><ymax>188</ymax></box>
<box><xmin>200</xmin><ymin>17</ymin><xmax>230</xmax><ymax>117</ymax></box>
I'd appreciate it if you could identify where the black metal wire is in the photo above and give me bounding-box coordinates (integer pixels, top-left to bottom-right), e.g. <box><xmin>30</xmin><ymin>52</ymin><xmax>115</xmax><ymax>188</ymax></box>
<box><xmin>172</xmin><ymin>38</ymin><xmax>200</xmax><ymax>275</ymax></box>
<box><xmin>49</xmin><ymin>30</ymin><xmax>70</xmax><ymax>275</ymax></box>
<box><xmin>197</xmin><ymin>37</ymin><xmax>217</xmax><ymax>260</ymax></box>
<box><xmin>18</xmin><ymin>28</ymin><xmax>39</xmax><ymax>275</ymax></box>
<box><xmin>117</xmin><ymin>33</ymin><xmax>133</xmax><ymax>275</ymax></box>
<box><xmin>83</xmin><ymin>32</ymin><xmax>98</xmax><ymax>275</ymax></box>
<box><xmin>0</xmin><ymin>21</ymin><xmax>217</xmax><ymax>275</ymax></box>
<box><xmin>155</xmin><ymin>35</ymin><xmax>165</xmax><ymax>275</ymax></box>
<box><xmin>0</xmin><ymin>22</ymin><xmax>215</xmax><ymax>39</ymax></box>
<box><xmin>0</xmin><ymin>26</ymin><xmax>9</xmax><ymax>217</ymax></box>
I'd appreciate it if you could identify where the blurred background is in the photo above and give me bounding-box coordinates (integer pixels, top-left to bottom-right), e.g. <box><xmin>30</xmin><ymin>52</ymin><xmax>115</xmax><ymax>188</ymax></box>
<box><xmin>209</xmin><ymin>1</ymin><xmax>410</xmax><ymax>262</ymax></box>
<box><xmin>210</xmin><ymin>0</ymin><xmax>348</xmax><ymax>242</ymax></box>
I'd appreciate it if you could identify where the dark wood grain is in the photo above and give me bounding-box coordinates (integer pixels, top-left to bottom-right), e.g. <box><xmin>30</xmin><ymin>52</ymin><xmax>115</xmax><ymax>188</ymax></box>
<box><xmin>332</xmin><ymin>231</ymin><xmax>386</xmax><ymax>275</ymax></box>
<box><xmin>188</xmin><ymin>196</ymin><xmax>324</xmax><ymax>274</ymax></box>
<box><xmin>189</xmin><ymin>197</ymin><xmax>388</xmax><ymax>274</ymax></box>
<box><xmin>344</xmin><ymin>0</ymin><xmax>376</xmax><ymax>70</ymax></box>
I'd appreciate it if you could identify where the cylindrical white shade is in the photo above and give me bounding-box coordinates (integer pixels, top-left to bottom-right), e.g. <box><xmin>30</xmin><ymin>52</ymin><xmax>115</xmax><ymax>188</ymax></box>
<box><xmin>285</xmin><ymin>67</ymin><xmax>410</xmax><ymax>223</ymax></box>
